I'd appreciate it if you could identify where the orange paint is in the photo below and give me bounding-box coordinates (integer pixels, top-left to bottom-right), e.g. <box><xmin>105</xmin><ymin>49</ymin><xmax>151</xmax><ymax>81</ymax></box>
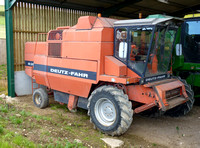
<box><xmin>68</xmin><ymin>95</ymin><xmax>78</xmax><ymax>111</ymax></box>
<box><xmin>24</xmin><ymin>16</ymin><xmax>189</xmax><ymax>113</ymax></box>
<box><xmin>105</xmin><ymin>56</ymin><xmax>126</xmax><ymax>77</ymax></box>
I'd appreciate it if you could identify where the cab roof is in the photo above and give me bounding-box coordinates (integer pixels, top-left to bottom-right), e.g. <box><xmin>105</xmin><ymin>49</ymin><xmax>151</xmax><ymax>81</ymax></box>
<box><xmin>184</xmin><ymin>13</ymin><xmax>200</xmax><ymax>19</ymax></box>
<box><xmin>114</xmin><ymin>17</ymin><xmax>182</xmax><ymax>27</ymax></box>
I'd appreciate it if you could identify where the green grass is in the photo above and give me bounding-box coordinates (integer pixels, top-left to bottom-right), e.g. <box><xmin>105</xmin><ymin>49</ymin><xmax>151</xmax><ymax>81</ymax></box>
<box><xmin>0</xmin><ymin>131</ymin><xmax>37</xmax><ymax>148</ymax></box>
<box><xmin>9</xmin><ymin>116</ymin><xmax>23</xmax><ymax>125</ymax></box>
<box><xmin>0</xmin><ymin>125</ymin><xmax>4</xmax><ymax>134</ymax></box>
<box><xmin>0</xmin><ymin>99</ymin><xmax>86</xmax><ymax>148</ymax></box>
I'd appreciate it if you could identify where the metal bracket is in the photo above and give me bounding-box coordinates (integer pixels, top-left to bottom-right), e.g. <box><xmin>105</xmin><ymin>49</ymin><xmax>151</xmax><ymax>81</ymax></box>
<box><xmin>5</xmin><ymin>0</ymin><xmax>17</xmax><ymax>11</ymax></box>
<box><xmin>153</xmin><ymin>86</ymin><xmax>166</xmax><ymax>111</ymax></box>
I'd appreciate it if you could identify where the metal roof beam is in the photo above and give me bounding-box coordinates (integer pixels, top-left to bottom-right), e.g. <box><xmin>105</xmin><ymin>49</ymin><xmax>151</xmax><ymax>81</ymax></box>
<box><xmin>18</xmin><ymin>0</ymin><xmax>102</xmax><ymax>12</ymax></box>
<box><xmin>101</xmin><ymin>0</ymin><xmax>142</xmax><ymax>17</ymax></box>
<box><xmin>170</xmin><ymin>4</ymin><xmax>200</xmax><ymax>17</ymax></box>
<box><xmin>130</xmin><ymin>5</ymin><xmax>168</xmax><ymax>14</ymax></box>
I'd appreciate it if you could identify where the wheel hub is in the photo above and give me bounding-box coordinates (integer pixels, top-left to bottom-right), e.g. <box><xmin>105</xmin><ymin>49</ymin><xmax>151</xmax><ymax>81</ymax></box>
<box><xmin>95</xmin><ymin>98</ymin><xmax>117</xmax><ymax>126</ymax></box>
<box><xmin>35</xmin><ymin>94</ymin><xmax>42</xmax><ymax>105</ymax></box>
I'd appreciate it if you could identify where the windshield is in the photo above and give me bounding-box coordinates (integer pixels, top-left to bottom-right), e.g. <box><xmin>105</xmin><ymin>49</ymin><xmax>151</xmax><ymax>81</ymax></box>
<box><xmin>145</xmin><ymin>26</ymin><xmax>177</xmax><ymax>76</ymax></box>
<box><xmin>128</xmin><ymin>27</ymin><xmax>153</xmax><ymax>75</ymax></box>
<box><xmin>128</xmin><ymin>26</ymin><xmax>177</xmax><ymax>77</ymax></box>
<box><xmin>182</xmin><ymin>20</ymin><xmax>200</xmax><ymax>63</ymax></box>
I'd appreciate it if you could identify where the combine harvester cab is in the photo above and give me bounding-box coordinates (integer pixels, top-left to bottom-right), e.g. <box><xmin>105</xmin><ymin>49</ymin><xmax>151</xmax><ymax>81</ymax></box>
<box><xmin>172</xmin><ymin>13</ymin><xmax>200</xmax><ymax>98</ymax></box>
<box><xmin>25</xmin><ymin>16</ymin><xmax>194</xmax><ymax>136</ymax></box>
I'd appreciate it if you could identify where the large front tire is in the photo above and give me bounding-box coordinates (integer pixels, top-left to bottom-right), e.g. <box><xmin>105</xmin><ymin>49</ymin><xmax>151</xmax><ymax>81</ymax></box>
<box><xmin>87</xmin><ymin>85</ymin><xmax>133</xmax><ymax>136</ymax></box>
<box><xmin>165</xmin><ymin>77</ymin><xmax>194</xmax><ymax>117</ymax></box>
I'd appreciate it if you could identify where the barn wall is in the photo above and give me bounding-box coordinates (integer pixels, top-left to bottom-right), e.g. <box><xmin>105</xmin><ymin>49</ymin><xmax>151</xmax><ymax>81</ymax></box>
<box><xmin>12</xmin><ymin>2</ymin><xmax>97</xmax><ymax>71</ymax></box>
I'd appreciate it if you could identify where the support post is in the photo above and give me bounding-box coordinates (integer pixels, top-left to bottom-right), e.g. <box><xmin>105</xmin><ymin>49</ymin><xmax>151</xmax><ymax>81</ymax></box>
<box><xmin>68</xmin><ymin>95</ymin><xmax>78</xmax><ymax>112</ymax></box>
<box><xmin>5</xmin><ymin>0</ymin><xmax>16</xmax><ymax>97</ymax></box>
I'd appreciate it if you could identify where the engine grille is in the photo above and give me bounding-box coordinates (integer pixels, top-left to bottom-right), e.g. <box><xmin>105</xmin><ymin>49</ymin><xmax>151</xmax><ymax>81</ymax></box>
<box><xmin>48</xmin><ymin>43</ymin><xmax>61</xmax><ymax>57</ymax></box>
<box><xmin>166</xmin><ymin>87</ymin><xmax>181</xmax><ymax>100</ymax></box>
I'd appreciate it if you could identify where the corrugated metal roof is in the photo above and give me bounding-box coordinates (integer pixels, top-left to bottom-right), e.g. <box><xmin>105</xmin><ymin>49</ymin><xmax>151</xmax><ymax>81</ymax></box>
<box><xmin>19</xmin><ymin>0</ymin><xmax>200</xmax><ymax>18</ymax></box>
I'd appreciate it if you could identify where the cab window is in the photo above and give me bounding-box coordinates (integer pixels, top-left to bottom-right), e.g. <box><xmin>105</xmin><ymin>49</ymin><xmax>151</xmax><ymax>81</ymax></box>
<box><xmin>115</xmin><ymin>28</ymin><xmax>128</xmax><ymax>63</ymax></box>
<box><xmin>128</xmin><ymin>27</ymin><xmax>153</xmax><ymax>75</ymax></box>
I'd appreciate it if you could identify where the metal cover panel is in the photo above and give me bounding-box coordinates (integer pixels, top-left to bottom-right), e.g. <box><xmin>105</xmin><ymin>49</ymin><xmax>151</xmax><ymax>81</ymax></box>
<box><xmin>114</xmin><ymin>18</ymin><xmax>173</xmax><ymax>26</ymax></box>
<box><xmin>54</xmin><ymin>90</ymin><xmax>69</xmax><ymax>104</ymax></box>
<box><xmin>15</xmin><ymin>71</ymin><xmax>32</xmax><ymax>96</ymax></box>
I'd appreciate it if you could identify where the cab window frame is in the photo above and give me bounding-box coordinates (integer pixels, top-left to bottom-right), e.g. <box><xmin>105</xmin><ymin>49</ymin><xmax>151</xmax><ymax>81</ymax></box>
<box><xmin>128</xmin><ymin>25</ymin><xmax>156</xmax><ymax>77</ymax></box>
<box><xmin>114</xmin><ymin>27</ymin><xmax>129</xmax><ymax>65</ymax></box>
<box><xmin>114</xmin><ymin>25</ymin><xmax>156</xmax><ymax>77</ymax></box>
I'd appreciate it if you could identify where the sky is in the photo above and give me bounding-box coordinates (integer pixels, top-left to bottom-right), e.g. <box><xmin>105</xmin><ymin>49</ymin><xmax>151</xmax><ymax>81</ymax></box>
<box><xmin>0</xmin><ymin>0</ymin><xmax>4</xmax><ymax>5</ymax></box>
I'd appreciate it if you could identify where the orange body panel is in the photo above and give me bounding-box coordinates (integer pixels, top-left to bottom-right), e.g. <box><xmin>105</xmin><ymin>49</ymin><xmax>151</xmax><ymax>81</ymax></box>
<box><xmin>25</xmin><ymin>42</ymin><xmax>35</xmax><ymax>56</ymax></box>
<box><xmin>99</xmin><ymin>75</ymin><xmax>127</xmax><ymax>84</ymax></box>
<box><xmin>25</xmin><ymin>42</ymin><xmax>35</xmax><ymax>77</ymax></box>
<box><xmin>127</xmin><ymin>79</ymin><xmax>187</xmax><ymax>111</ymax></box>
<box><xmin>100</xmin><ymin>43</ymin><xmax>114</xmax><ymax>74</ymax></box>
<box><xmin>61</xmin><ymin>42</ymin><xmax>101</xmax><ymax>60</ymax></box>
<box><xmin>47</xmin><ymin>57</ymin><xmax>97</xmax><ymax>82</ymax></box>
<box><xmin>76</xmin><ymin>16</ymin><xmax>96</xmax><ymax>30</ymax></box>
<box><xmin>47</xmin><ymin>73</ymin><xmax>92</xmax><ymax>98</ymax></box>
<box><xmin>127</xmin><ymin>68</ymin><xmax>141</xmax><ymax>79</ymax></box>
<box><xmin>105</xmin><ymin>56</ymin><xmax>126</xmax><ymax>77</ymax></box>
<box><xmin>46</xmin><ymin>57</ymin><xmax>97</xmax><ymax>97</ymax></box>
<box><xmin>154</xmin><ymin>80</ymin><xmax>187</xmax><ymax>108</ymax></box>
<box><xmin>33</xmin><ymin>55</ymin><xmax>50</xmax><ymax>87</ymax></box>
<box><xmin>63</xmin><ymin>28</ymin><xmax>114</xmax><ymax>42</ymax></box>
<box><xmin>25</xmin><ymin>67</ymin><xmax>33</xmax><ymax>78</ymax></box>
<box><xmin>35</xmin><ymin>42</ymin><xmax>48</xmax><ymax>56</ymax></box>
<box><xmin>127</xmin><ymin>85</ymin><xmax>156</xmax><ymax>104</ymax></box>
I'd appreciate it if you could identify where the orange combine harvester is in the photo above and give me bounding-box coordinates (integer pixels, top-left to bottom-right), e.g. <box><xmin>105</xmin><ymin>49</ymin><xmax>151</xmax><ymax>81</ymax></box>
<box><xmin>25</xmin><ymin>16</ymin><xmax>194</xmax><ymax>136</ymax></box>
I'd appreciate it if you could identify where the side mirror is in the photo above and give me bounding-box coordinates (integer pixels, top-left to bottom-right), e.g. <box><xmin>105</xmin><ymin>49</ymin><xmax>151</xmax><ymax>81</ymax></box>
<box><xmin>119</xmin><ymin>42</ymin><xmax>127</xmax><ymax>58</ymax></box>
<box><xmin>176</xmin><ymin>44</ymin><xmax>182</xmax><ymax>56</ymax></box>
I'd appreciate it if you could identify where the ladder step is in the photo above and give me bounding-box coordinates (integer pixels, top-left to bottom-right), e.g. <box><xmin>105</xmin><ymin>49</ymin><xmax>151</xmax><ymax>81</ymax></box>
<box><xmin>32</xmin><ymin>78</ymin><xmax>40</xmax><ymax>94</ymax></box>
<box><xmin>166</xmin><ymin>97</ymin><xmax>187</xmax><ymax>110</ymax></box>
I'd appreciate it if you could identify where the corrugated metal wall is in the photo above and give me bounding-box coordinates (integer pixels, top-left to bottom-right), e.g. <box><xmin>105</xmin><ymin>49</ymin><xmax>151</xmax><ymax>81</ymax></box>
<box><xmin>12</xmin><ymin>2</ymin><xmax>97</xmax><ymax>71</ymax></box>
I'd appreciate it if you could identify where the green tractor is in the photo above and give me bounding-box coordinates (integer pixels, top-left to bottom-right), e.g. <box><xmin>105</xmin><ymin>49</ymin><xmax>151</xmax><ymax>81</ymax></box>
<box><xmin>148</xmin><ymin>14</ymin><xmax>200</xmax><ymax>98</ymax></box>
<box><xmin>172</xmin><ymin>13</ymin><xmax>200</xmax><ymax>98</ymax></box>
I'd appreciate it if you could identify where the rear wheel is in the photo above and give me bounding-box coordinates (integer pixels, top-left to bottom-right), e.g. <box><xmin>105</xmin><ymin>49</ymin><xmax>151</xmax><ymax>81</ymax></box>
<box><xmin>33</xmin><ymin>88</ymin><xmax>49</xmax><ymax>109</ymax></box>
<box><xmin>87</xmin><ymin>85</ymin><xmax>133</xmax><ymax>136</ymax></box>
<box><xmin>165</xmin><ymin>77</ymin><xmax>194</xmax><ymax>117</ymax></box>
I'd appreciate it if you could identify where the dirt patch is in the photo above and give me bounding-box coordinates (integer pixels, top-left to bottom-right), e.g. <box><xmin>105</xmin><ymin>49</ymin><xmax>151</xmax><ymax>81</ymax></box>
<box><xmin>6</xmin><ymin>95</ymin><xmax>200</xmax><ymax>147</ymax></box>
<box><xmin>127</xmin><ymin>106</ymin><xmax>200</xmax><ymax>148</ymax></box>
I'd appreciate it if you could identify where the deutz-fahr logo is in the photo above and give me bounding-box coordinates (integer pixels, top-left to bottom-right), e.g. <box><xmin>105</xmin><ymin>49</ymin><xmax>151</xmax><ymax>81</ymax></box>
<box><xmin>50</xmin><ymin>68</ymin><xmax>89</xmax><ymax>79</ymax></box>
<box><xmin>144</xmin><ymin>74</ymin><xmax>167</xmax><ymax>83</ymax></box>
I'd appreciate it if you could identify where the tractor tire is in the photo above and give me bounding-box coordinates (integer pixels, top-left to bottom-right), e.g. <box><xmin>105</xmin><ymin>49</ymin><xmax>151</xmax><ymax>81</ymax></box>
<box><xmin>87</xmin><ymin>85</ymin><xmax>133</xmax><ymax>136</ymax></box>
<box><xmin>33</xmin><ymin>88</ymin><xmax>49</xmax><ymax>109</ymax></box>
<box><xmin>165</xmin><ymin>77</ymin><xmax>194</xmax><ymax>117</ymax></box>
